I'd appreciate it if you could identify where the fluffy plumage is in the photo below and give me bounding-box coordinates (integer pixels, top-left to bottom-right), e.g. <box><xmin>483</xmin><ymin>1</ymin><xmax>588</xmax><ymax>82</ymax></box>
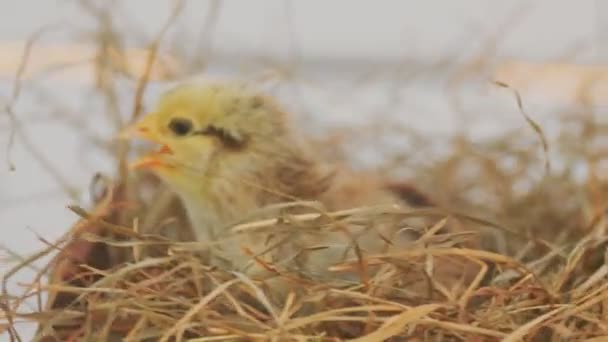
<box><xmin>124</xmin><ymin>80</ymin><xmax>427</xmax><ymax>283</ymax></box>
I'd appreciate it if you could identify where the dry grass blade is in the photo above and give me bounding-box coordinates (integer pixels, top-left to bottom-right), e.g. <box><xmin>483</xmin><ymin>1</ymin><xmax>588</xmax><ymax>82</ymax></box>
<box><xmin>350</xmin><ymin>304</ymin><xmax>442</xmax><ymax>342</ymax></box>
<box><xmin>494</xmin><ymin>80</ymin><xmax>551</xmax><ymax>175</ymax></box>
<box><xmin>159</xmin><ymin>279</ymin><xmax>240</xmax><ymax>341</ymax></box>
<box><xmin>502</xmin><ymin>305</ymin><xmax>572</xmax><ymax>342</ymax></box>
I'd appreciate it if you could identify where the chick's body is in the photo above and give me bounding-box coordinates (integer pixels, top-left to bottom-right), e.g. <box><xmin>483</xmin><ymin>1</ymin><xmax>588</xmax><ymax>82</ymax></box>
<box><xmin>128</xmin><ymin>81</ymin><xmax>416</xmax><ymax>280</ymax></box>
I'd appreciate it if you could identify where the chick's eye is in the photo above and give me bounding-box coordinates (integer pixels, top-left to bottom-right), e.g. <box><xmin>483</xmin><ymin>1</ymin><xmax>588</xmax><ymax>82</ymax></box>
<box><xmin>168</xmin><ymin>117</ymin><xmax>193</xmax><ymax>136</ymax></box>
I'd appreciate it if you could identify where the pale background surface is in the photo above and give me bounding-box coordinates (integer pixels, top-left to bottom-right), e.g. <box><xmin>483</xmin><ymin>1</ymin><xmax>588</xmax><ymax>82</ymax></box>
<box><xmin>0</xmin><ymin>0</ymin><xmax>606</xmax><ymax>338</ymax></box>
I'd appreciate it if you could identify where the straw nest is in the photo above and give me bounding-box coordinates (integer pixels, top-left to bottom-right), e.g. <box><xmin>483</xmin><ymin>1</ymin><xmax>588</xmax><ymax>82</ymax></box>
<box><xmin>2</xmin><ymin>111</ymin><xmax>608</xmax><ymax>341</ymax></box>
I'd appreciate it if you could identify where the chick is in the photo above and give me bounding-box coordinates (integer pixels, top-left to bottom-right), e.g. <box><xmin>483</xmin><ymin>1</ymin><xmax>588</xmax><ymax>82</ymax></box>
<box><xmin>123</xmin><ymin>80</ymin><xmax>429</xmax><ymax>282</ymax></box>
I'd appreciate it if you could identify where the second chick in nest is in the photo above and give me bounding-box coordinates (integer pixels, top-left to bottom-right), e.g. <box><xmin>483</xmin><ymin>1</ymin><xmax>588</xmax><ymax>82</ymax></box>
<box><xmin>123</xmin><ymin>80</ymin><xmax>434</xmax><ymax>282</ymax></box>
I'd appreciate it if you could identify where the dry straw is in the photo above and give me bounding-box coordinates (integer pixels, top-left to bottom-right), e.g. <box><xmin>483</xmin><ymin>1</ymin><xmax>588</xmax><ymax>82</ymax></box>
<box><xmin>3</xmin><ymin>109</ymin><xmax>608</xmax><ymax>341</ymax></box>
<box><xmin>2</xmin><ymin>1</ymin><xmax>608</xmax><ymax>341</ymax></box>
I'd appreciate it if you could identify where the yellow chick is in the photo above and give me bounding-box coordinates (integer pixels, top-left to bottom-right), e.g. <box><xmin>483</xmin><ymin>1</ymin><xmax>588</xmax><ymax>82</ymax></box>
<box><xmin>123</xmin><ymin>80</ymin><xmax>430</xmax><ymax>283</ymax></box>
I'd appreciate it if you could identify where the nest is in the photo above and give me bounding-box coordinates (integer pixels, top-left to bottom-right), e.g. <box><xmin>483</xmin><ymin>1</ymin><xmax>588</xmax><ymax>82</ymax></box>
<box><xmin>2</xmin><ymin>111</ymin><xmax>608</xmax><ymax>341</ymax></box>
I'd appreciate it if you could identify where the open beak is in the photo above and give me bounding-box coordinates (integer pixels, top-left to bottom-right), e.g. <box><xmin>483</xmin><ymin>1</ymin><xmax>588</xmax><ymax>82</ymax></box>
<box><xmin>128</xmin><ymin>153</ymin><xmax>171</xmax><ymax>170</ymax></box>
<box><xmin>119</xmin><ymin>116</ymin><xmax>173</xmax><ymax>170</ymax></box>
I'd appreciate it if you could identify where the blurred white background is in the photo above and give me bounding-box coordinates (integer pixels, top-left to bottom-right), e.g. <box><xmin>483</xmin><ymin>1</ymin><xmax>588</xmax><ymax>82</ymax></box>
<box><xmin>0</xmin><ymin>0</ymin><xmax>606</xmax><ymax>338</ymax></box>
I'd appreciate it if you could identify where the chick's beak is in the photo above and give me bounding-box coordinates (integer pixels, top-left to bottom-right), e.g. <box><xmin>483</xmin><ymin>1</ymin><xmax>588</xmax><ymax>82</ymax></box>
<box><xmin>128</xmin><ymin>154</ymin><xmax>170</xmax><ymax>170</ymax></box>
<box><xmin>119</xmin><ymin>115</ymin><xmax>173</xmax><ymax>170</ymax></box>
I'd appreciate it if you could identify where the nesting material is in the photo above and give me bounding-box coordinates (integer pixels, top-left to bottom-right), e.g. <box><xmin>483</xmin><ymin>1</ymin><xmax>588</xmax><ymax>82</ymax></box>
<box><xmin>2</xmin><ymin>112</ymin><xmax>608</xmax><ymax>341</ymax></box>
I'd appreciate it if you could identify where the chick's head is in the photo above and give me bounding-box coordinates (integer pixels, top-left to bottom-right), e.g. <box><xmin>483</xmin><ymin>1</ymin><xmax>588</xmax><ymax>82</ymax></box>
<box><xmin>125</xmin><ymin>82</ymin><xmax>288</xmax><ymax>194</ymax></box>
